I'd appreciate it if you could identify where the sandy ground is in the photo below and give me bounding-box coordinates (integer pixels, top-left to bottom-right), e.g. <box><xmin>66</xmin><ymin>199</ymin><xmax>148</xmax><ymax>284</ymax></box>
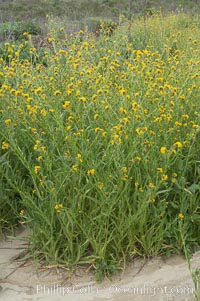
<box><xmin>0</xmin><ymin>227</ymin><xmax>200</xmax><ymax>301</ymax></box>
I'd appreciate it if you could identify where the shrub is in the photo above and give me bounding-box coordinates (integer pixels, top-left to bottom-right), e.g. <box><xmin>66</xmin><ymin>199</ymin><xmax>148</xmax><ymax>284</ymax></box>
<box><xmin>87</xmin><ymin>17</ymin><xmax>118</xmax><ymax>35</ymax></box>
<box><xmin>0</xmin><ymin>20</ymin><xmax>42</xmax><ymax>42</ymax></box>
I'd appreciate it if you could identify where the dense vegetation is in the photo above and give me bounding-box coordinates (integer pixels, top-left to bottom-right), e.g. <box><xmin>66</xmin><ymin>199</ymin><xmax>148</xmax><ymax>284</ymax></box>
<box><xmin>0</xmin><ymin>1</ymin><xmax>200</xmax><ymax>286</ymax></box>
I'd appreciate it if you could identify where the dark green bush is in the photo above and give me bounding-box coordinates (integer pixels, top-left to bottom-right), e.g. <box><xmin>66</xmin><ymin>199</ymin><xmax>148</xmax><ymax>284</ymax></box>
<box><xmin>87</xmin><ymin>17</ymin><xmax>118</xmax><ymax>35</ymax></box>
<box><xmin>0</xmin><ymin>20</ymin><xmax>42</xmax><ymax>42</ymax></box>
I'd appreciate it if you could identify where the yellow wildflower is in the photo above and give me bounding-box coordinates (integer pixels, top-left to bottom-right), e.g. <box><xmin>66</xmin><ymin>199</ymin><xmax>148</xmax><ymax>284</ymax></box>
<box><xmin>33</xmin><ymin>140</ymin><xmax>40</xmax><ymax>150</ymax></box>
<box><xmin>93</xmin><ymin>114</ymin><xmax>99</xmax><ymax>120</ymax></box>
<box><xmin>40</xmin><ymin>109</ymin><xmax>47</xmax><ymax>117</ymax></box>
<box><xmin>63</xmin><ymin>101</ymin><xmax>71</xmax><ymax>109</ymax></box>
<box><xmin>173</xmin><ymin>142</ymin><xmax>183</xmax><ymax>148</ymax></box>
<box><xmin>119</xmin><ymin>107</ymin><xmax>127</xmax><ymax>114</ymax></box>
<box><xmin>2</xmin><ymin>141</ymin><xmax>9</xmax><ymax>150</ymax></box>
<box><xmin>83</xmin><ymin>41</ymin><xmax>89</xmax><ymax>48</ymax></box>
<box><xmin>134</xmin><ymin>156</ymin><xmax>141</xmax><ymax>162</ymax></box>
<box><xmin>192</xmin><ymin>124</ymin><xmax>199</xmax><ymax>130</ymax></box>
<box><xmin>160</xmin><ymin>147</ymin><xmax>167</xmax><ymax>154</ymax></box>
<box><xmin>95</xmin><ymin>127</ymin><xmax>103</xmax><ymax>133</ymax></box>
<box><xmin>87</xmin><ymin>169</ymin><xmax>96</xmax><ymax>176</ymax></box>
<box><xmin>5</xmin><ymin>119</ymin><xmax>11</xmax><ymax>125</ymax></box>
<box><xmin>175</xmin><ymin>121</ymin><xmax>182</xmax><ymax>127</ymax></box>
<box><xmin>161</xmin><ymin>174</ymin><xmax>168</xmax><ymax>181</ymax></box>
<box><xmin>35</xmin><ymin>87</ymin><xmax>42</xmax><ymax>93</ymax></box>
<box><xmin>79</xmin><ymin>96</ymin><xmax>86</xmax><ymax>102</ymax></box>
<box><xmin>122</xmin><ymin>117</ymin><xmax>129</xmax><ymax>124</ymax></box>
<box><xmin>98</xmin><ymin>182</ymin><xmax>104</xmax><ymax>190</ymax></box>
<box><xmin>54</xmin><ymin>90</ymin><xmax>62</xmax><ymax>96</ymax></box>
<box><xmin>122</xmin><ymin>167</ymin><xmax>128</xmax><ymax>174</ymax></box>
<box><xmin>72</xmin><ymin>165</ymin><xmax>79</xmax><ymax>171</ymax></box>
<box><xmin>171</xmin><ymin>178</ymin><xmax>177</xmax><ymax>183</ymax></box>
<box><xmin>34</xmin><ymin>166</ymin><xmax>41</xmax><ymax>174</ymax></box>
<box><xmin>76</xmin><ymin>154</ymin><xmax>83</xmax><ymax>163</ymax></box>
<box><xmin>178</xmin><ymin>213</ymin><xmax>184</xmax><ymax>220</ymax></box>
<box><xmin>136</xmin><ymin>128</ymin><xmax>144</xmax><ymax>136</ymax></box>
<box><xmin>19</xmin><ymin>209</ymin><xmax>25</xmax><ymax>216</ymax></box>
<box><xmin>55</xmin><ymin>204</ymin><xmax>63</xmax><ymax>213</ymax></box>
<box><xmin>40</xmin><ymin>146</ymin><xmax>46</xmax><ymax>152</ymax></box>
<box><xmin>66</xmin><ymin>126</ymin><xmax>71</xmax><ymax>131</ymax></box>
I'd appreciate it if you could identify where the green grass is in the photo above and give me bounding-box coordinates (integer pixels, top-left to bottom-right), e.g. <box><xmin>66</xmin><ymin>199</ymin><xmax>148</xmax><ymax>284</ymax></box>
<box><xmin>193</xmin><ymin>269</ymin><xmax>200</xmax><ymax>301</ymax></box>
<box><xmin>0</xmin><ymin>12</ymin><xmax>200</xmax><ymax>285</ymax></box>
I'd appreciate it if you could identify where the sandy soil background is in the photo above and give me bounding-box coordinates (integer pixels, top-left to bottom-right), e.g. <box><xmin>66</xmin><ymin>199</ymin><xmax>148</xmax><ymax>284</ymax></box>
<box><xmin>0</xmin><ymin>227</ymin><xmax>199</xmax><ymax>301</ymax></box>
